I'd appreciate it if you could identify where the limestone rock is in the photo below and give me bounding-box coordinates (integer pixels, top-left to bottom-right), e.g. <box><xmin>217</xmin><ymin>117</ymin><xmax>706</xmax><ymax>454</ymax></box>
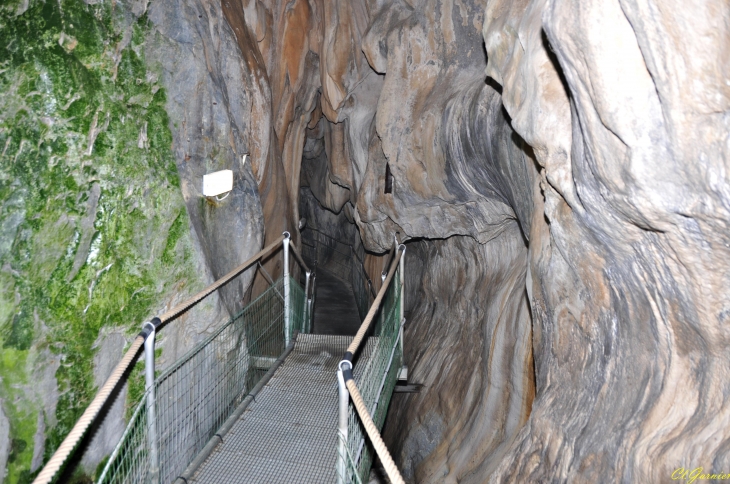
<box><xmin>147</xmin><ymin>0</ymin><xmax>266</xmax><ymax>316</ymax></box>
<box><xmin>384</xmin><ymin>233</ymin><xmax>533</xmax><ymax>482</ymax></box>
<box><xmin>484</xmin><ymin>0</ymin><xmax>730</xmax><ymax>480</ymax></box>
<box><xmin>0</xmin><ymin>0</ymin><xmax>264</xmax><ymax>479</ymax></box>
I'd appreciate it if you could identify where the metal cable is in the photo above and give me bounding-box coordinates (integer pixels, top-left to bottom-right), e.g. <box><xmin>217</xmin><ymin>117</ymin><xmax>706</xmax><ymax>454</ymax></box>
<box><xmin>288</xmin><ymin>243</ymin><xmax>310</xmax><ymax>273</ymax></box>
<box><xmin>346</xmin><ymin>246</ymin><xmax>404</xmax><ymax>357</ymax></box>
<box><xmin>345</xmin><ymin>379</ymin><xmax>405</xmax><ymax>484</ymax></box>
<box><xmin>257</xmin><ymin>261</ymin><xmax>276</xmax><ymax>286</ymax></box>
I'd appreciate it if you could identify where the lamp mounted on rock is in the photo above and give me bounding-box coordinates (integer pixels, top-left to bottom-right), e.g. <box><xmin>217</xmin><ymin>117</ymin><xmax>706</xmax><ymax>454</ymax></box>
<box><xmin>202</xmin><ymin>154</ymin><xmax>248</xmax><ymax>202</ymax></box>
<box><xmin>203</xmin><ymin>169</ymin><xmax>233</xmax><ymax>201</ymax></box>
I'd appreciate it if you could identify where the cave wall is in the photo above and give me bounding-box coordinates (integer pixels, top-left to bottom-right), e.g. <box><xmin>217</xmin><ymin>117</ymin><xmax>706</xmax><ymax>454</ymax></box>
<box><xmin>484</xmin><ymin>0</ymin><xmax>730</xmax><ymax>481</ymax></box>
<box><xmin>245</xmin><ymin>0</ymin><xmax>730</xmax><ymax>481</ymax></box>
<box><xmin>385</xmin><ymin>233</ymin><xmax>533</xmax><ymax>482</ymax></box>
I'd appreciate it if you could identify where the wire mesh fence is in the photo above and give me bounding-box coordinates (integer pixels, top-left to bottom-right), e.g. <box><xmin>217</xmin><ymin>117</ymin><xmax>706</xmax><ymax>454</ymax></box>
<box><xmin>97</xmin><ymin>275</ymin><xmax>307</xmax><ymax>484</ymax></box>
<box><xmin>339</xmin><ymin>261</ymin><xmax>403</xmax><ymax>484</ymax></box>
<box><xmin>98</xmin><ymin>397</ymin><xmax>149</xmax><ymax>484</ymax></box>
<box><xmin>300</xmin><ymin>228</ymin><xmax>374</xmax><ymax>321</ymax></box>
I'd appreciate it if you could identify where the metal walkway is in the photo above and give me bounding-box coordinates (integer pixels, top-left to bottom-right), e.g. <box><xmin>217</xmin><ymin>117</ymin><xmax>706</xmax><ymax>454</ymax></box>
<box><xmin>191</xmin><ymin>334</ymin><xmax>377</xmax><ymax>483</ymax></box>
<box><xmin>36</xmin><ymin>231</ymin><xmax>407</xmax><ymax>484</ymax></box>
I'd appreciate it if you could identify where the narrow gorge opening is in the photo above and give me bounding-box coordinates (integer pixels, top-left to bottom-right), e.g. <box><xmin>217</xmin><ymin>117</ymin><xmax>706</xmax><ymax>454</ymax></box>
<box><xmin>298</xmin><ymin>187</ymin><xmax>371</xmax><ymax>337</ymax></box>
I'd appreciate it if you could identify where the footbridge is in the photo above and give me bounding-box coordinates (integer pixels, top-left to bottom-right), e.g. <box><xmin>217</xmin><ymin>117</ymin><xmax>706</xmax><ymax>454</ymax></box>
<box><xmin>33</xmin><ymin>229</ymin><xmax>407</xmax><ymax>484</ymax></box>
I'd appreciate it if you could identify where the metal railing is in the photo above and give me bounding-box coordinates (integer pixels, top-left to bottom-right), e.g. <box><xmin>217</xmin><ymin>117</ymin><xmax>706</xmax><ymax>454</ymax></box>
<box><xmin>336</xmin><ymin>241</ymin><xmax>406</xmax><ymax>484</ymax></box>
<box><xmin>300</xmin><ymin>227</ymin><xmax>376</xmax><ymax>321</ymax></box>
<box><xmin>33</xmin><ymin>232</ymin><xmax>312</xmax><ymax>484</ymax></box>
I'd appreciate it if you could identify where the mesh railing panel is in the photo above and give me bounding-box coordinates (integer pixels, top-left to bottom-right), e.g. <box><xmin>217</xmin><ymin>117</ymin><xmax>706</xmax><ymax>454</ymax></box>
<box><xmin>337</xmin><ymin>432</ymin><xmax>364</xmax><ymax>484</ymax></box>
<box><xmin>340</xmin><ymin>263</ymin><xmax>403</xmax><ymax>484</ymax></box>
<box><xmin>98</xmin><ymin>276</ymin><xmax>307</xmax><ymax>484</ymax></box>
<box><xmin>288</xmin><ymin>275</ymin><xmax>306</xmax><ymax>341</ymax></box>
<box><xmin>96</xmin><ymin>397</ymin><xmax>149</xmax><ymax>483</ymax></box>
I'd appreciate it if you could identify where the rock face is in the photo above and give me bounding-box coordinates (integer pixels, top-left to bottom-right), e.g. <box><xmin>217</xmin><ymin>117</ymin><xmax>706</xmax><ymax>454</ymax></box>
<box><xmin>483</xmin><ymin>0</ymin><xmax>730</xmax><ymax>481</ymax></box>
<box><xmin>259</xmin><ymin>0</ymin><xmax>730</xmax><ymax>481</ymax></box>
<box><xmin>146</xmin><ymin>0</ymin><xmax>266</xmax><ymax>316</ymax></box>
<box><xmin>386</xmin><ymin>233</ymin><xmax>533</xmax><ymax>482</ymax></box>
<box><xmin>0</xmin><ymin>404</ymin><xmax>9</xmax><ymax>483</ymax></box>
<box><xmin>2</xmin><ymin>0</ymin><xmax>728</xmax><ymax>481</ymax></box>
<box><xmin>0</xmin><ymin>0</ymin><xmax>264</xmax><ymax>480</ymax></box>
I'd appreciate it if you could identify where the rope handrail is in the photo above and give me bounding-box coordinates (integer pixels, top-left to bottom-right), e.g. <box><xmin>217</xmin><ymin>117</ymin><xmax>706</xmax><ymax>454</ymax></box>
<box><xmin>33</xmin><ymin>234</ymin><xmax>288</xmax><ymax>484</ymax></box>
<box><xmin>338</xmin><ymin>242</ymin><xmax>406</xmax><ymax>484</ymax></box>
<box><xmin>157</xmin><ymin>234</ymin><xmax>286</xmax><ymax>325</ymax></box>
<box><xmin>345</xmin><ymin>380</ymin><xmax>405</xmax><ymax>484</ymax></box>
<box><xmin>380</xmin><ymin>240</ymin><xmax>397</xmax><ymax>279</ymax></box>
<box><xmin>345</xmin><ymin>244</ymin><xmax>405</xmax><ymax>360</ymax></box>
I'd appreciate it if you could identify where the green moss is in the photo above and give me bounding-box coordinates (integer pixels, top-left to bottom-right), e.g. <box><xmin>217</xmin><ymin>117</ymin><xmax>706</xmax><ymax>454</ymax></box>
<box><xmin>0</xmin><ymin>347</ymin><xmax>37</xmax><ymax>484</ymax></box>
<box><xmin>0</xmin><ymin>0</ymin><xmax>205</xmax><ymax>481</ymax></box>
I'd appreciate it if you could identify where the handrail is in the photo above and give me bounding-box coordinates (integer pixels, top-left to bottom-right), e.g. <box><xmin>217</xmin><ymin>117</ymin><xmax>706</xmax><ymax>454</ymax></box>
<box><xmin>33</xmin><ymin>234</ymin><xmax>287</xmax><ymax>484</ymax></box>
<box><xmin>288</xmin><ymin>242</ymin><xmax>310</xmax><ymax>274</ymax></box>
<box><xmin>158</xmin><ymin>234</ymin><xmax>286</xmax><ymax>326</ymax></box>
<box><xmin>338</xmin><ymin>243</ymin><xmax>406</xmax><ymax>484</ymax></box>
<box><xmin>345</xmin><ymin>245</ymin><xmax>405</xmax><ymax>359</ymax></box>
<box><xmin>345</xmin><ymin>380</ymin><xmax>405</xmax><ymax>484</ymax></box>
<box><xmin>380</xmin><ymin>237</ymin><xmax>398</xmax><ymax>280</ymax></box>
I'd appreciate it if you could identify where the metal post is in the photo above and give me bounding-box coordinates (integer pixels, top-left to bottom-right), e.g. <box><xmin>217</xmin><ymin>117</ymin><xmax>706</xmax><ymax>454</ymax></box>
<box><xmin>399</xmin><ymin>245</ymin><xmax>407</xmax><ymax>380</ymax></box>
<box><xmin>143</xmin><ymin>321</ymin><xmax>160</xmax><ymax>484</ymax></box>
<box><xmin>336</xmin><ymin>362</ymin><xmax>351</xmax><ymax>484</ymax></box>
<box><xmin>283</xmin><ymin>232</ymin><xmax>291</xmax><ymax>346</ymax></box>
<box><xmin>308</xmin><ymin>275</ymin><xmax>315</xmax><ymax>333</ymax></box>
<box><xmin>303</xmin><ymin>270</ymin><xmax>311</xmax><ymax>333</ymax></box>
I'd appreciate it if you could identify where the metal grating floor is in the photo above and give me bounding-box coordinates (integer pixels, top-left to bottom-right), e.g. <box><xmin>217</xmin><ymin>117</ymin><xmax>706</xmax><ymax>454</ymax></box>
<box><xmin>191</xmin><ymin>334</ymin><xmax>377</xmax><ymax>484</ymax></box>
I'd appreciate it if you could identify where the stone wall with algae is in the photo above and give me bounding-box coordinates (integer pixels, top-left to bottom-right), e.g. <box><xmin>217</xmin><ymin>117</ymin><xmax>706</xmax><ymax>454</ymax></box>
<box><xmin>0</xmin><ymin>0</ymin><xmax>264</xmax><ymax>481</ymax></box>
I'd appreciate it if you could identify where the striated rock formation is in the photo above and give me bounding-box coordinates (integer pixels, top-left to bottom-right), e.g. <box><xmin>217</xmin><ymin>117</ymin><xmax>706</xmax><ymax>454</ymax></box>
<box><xmin>289</xmin><ymin>0</ymin><xmax>730</xmax><ymax>481</ymax></box>
<box><xmin>388</xmin><ymin>234</ymin><xmax>533</xmax><ymax>482</ymax></box>
<box><xmin>484</xmin><ymin>0</ymin><xmax>730</xmax><ymax>481</ymax></box>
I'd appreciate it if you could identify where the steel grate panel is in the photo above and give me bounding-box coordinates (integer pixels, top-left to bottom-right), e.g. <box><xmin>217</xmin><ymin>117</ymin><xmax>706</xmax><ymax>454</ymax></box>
<box><xmin>212</xmin><ymin>415</ymin><xmax>335</xmax><ymax>463</ymax></box>
<box><xmin>191</xmin><ymin>452</ymin><xmax>335</xmax><ymax>484</ymax></box>
<box><xmin>242</xmin><ymin>388</ymin><xmax>337</xmax><ymax>428</ymax></box>
<box><xmin>266</xmin><ymin>366</ymin><xmax>339</xmax><ymax>396</ymax></box>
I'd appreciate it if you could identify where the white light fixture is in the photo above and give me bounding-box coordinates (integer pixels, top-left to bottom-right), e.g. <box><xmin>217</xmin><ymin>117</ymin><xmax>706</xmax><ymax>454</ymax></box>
<box><xmin>203</xmin><ymin>169</ymin><xmax>233</xmax><ymax>200</ymax></box>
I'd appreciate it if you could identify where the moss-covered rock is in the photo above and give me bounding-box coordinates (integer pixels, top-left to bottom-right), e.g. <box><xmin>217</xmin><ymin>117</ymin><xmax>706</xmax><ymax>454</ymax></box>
<box><xmin>0</xmin><ymin>0</ymin><xmax>264</xmax><ymax>481</ymax></box>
